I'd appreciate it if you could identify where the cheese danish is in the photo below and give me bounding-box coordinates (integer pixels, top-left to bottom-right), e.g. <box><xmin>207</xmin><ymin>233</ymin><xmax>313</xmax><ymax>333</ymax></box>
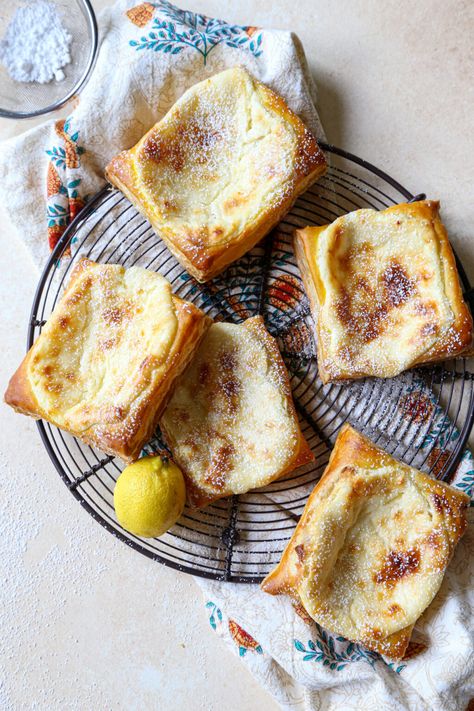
<box><xmin>5</xmin><ymin>259</ymin><xmax>211</xmax><ymax>462</ymax></box>
<box><xmin>160</xmin><ymin>315</ymin><xmax>314</xmax><ymax>507</ymax></box>
<box><xmin>262</xmin><ymin>424</ymin><xmax>469</xmax><ymax>659</ymax></box>
<box><xmin>106</xmin><ymin>66</ymin><xmax>327</xmax><ymax>282</ymax></box>
<box><xmin>294</xmin><ymin>200</ymin><xmax>473</xmax><ymax>383</ymax></box>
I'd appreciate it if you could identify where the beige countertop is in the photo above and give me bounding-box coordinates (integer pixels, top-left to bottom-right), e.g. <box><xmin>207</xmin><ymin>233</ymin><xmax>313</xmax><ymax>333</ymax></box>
<box><xmin>1</xmin><ymin>1</ymin><xmax>473</xmax><ymax>709</ymax></box>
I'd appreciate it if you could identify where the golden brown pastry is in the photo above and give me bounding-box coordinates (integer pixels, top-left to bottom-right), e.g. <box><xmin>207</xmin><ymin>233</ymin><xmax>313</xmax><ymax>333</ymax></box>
<box><xmin>261</xmin><ymin>424</ymin><xmax>469</xmax><ymax>660</ymax></box>
<box><xmin>294</xmin><ymin>200</ymin><xmax>473</xmax><ymax>383</ymax></box>
<box><xmin>106</xmin><ymin>66</ymin><xmax>327</xmax><ymax>282</ymax></box>
<box><xmin>4</xmin><ymin>259</ymin><xmax>211</xmax><ymax>462</ymax></box>
<box><xmin>160</xmin><ymin>315</ymin><xmax>314</xmax><ymax>507</ymax></box>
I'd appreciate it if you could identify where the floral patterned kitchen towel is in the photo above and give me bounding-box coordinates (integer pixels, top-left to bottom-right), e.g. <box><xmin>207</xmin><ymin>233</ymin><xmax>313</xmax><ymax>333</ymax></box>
<box><xmin>0</xmin><ymin>0</ymin><xmax>323</xmax><ymax>268</ymax></box>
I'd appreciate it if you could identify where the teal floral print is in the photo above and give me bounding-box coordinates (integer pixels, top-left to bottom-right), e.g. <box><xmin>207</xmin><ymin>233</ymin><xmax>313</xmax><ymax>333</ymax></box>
<box><xmin>294</xmin><ymin>626</ymin><xmax>406</xmax><ymax>673</ymax></box>
<box><xmin>45</xmin><ymin>117</ymin><xmax>86</xmax><ymax>252</ymax></box>
<box><xmin>205</xmin><ymin>602</ymin><xmax>263</xmax><ymax>657</ymax></box>
<box><xmin>205</xmin><ymin>601</ymin><xmax>223</xmax><ymax>631</ymax></box>
<box><xmin>46</xmin><ymin>144</ymin><xmax>68</xmax><ymax>170</ymax></box>
<box><xmin>129</xmin><ymin>1</ymin><xmax>263</xmax><ymax>64</ymax></box>
<box><xmin>455</xmin><ymin>450</ymin><xmax>474</xmax><ymax>499</ymax></box>
<box><xmin>46</xmin><ymin>202</ymin><xmax>68</xmax><ymax>230</ymax></box>
<box><xmin>46</xmin><ymin>119</ymin><xmax>85</xmax><ymax>170</ymax></box>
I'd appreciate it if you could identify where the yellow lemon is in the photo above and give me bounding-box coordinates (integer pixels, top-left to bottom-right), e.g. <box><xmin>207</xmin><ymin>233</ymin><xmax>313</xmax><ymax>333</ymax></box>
<box><xmin>114</xmin><ymin>455</ymin><xmax>186</xmax><ymax>538</ymax></box>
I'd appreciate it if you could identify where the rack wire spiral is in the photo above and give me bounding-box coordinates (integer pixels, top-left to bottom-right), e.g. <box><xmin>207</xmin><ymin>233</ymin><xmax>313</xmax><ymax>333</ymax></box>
<box><xmin>28</xmin><ymin>144</ymin><xmax>474</xmax><ymax>582</ymax></box>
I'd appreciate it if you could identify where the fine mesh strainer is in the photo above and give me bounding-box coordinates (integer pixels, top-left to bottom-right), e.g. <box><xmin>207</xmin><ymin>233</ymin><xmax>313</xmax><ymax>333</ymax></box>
<box><xmin>0</xmin><ymin>0</ymin><xmax>98</xmax><ymax>118</ymax></box>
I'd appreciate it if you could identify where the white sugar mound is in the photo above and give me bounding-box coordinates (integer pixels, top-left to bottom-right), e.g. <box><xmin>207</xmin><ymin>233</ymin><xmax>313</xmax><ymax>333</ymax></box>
<box><xmin>0</xmin><ymin>1</ymin><xmax>72</xmax><ymax>84</ymax></box>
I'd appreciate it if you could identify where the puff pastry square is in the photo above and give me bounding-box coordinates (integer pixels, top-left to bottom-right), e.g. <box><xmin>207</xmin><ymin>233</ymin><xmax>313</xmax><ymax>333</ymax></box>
<box><xmin>4</xmin><ymin>259</ymin><xmax>211</xmax><ymax>462</ymax></box>
<box><xmin>294</xmin><ymin>200</ymin><xmax>473</xmax><ymax>383</ymax></box>
<box><xmin>160</xmin><ymin>316</ymin><xmax>314</xmax><ymax>507</ymax></box>
<box><xmin>261</xmin><ymin>424</ymin><xmax>469</xmax><ymax>660</ymax></box>
<box><xmin>106</xmin><ymin>66</ymin><xmax>327</xmax><ymax>282</ymax></box>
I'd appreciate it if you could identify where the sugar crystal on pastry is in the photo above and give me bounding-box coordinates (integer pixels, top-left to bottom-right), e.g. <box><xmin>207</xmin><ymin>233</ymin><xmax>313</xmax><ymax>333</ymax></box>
<box><xmin>261</xmin><ymin>424</ymin><xmax>469</xmax><ymax>659</ymax></box>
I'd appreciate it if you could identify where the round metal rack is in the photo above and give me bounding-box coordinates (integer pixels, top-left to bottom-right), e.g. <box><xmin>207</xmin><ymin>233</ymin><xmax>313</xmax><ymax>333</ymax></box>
<box><xmin>28</xmin><ymin>144</ymin><xmax>474</xmax><ymax>582</ymax></box>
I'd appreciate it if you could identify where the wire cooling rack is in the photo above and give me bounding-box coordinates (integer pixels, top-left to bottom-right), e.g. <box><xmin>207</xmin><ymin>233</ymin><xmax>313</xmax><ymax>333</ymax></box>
<box><xmin>28</xmin><ymin>144</ymin><xmax>474</xmax><ymax>582</ymax></box>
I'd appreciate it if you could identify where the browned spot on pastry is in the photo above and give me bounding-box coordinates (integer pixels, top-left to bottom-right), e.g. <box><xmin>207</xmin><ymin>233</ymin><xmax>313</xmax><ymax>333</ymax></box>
<box><xmin>335</xmin><ymin>288</ymin><xmax>352</xmax><ymax>327</ymax></box>
<box><xmin>58</xmin><ymin>316</ymin><xmax>69</xmax><ymax>329</ymax></box>
<box><xmin>223</xmin><ymin>193</ymin><xmax>248</xmax><ymax>211</ymax></box>
<box><xmin>205</xmin><ymin>443</ymin><xmax>234</xmax><ymax>489</ymax></box>
<box><xmin>335</xmin><ymin>287</ymin><xmax>387</xmax><ymax>344</ymax></box>
<box><xmin>221</xmin><ymin>377</ymin><xmax>240</xmax><ymax>400</ymax></box>
<box><xmin>374</xmin><ymin>549</ymin><xmax>420</xmax><ymax>587</ymax></box>
<box><xmin>175</xmin><ymin>408</ymin><xmax>189</xmax><ymax>424</ymax></box>
<box><xmin>143</xmin><ymin>120</ymin><xmax>222</xmax><ymax>172</ymax></box>
<box><xmin>382</xmin><ymin>260</ymin><xmax>415</xmax><ymax>308</ymax></box>
<box><xmin>403</xmin><ymin>640</ymin><xmax>428</xmax><ymax>660</ymax></box>
<box><xmin>65</xmin><ymin>372</ymin><xmax>76</xmax><ymax>382</ymax></box>
<box><xmin>198</xmin><ymin>363</ymin><xmax>210</xmax><ymax>386</ymax></box>
<box><xmin>102</xmin><ymin>305</ymin><xmax>130</xmax><ymax>325</ymax></box>
<box><xmin>215</xmin><ymin>349</ymin><xmax>241</xmax><ymax>415</ymax></box>
<box><xmin>351</xmin><ymin>473</ymin><xmax>394</xmax><ymax>500</ymax></box>
<box><xmin>432</xmin><ymin>491</ymin><xmax>455</xmax><ymax>515</ymax></box>
<box><xmin>415</xmin><ymin>300</ymin><xmax>438</xmax><ymax>317</ymax></box>
<box><xmin>46</xmin><ymin>380</ymin><xmax>63</xmax><ymax>394</ymax></box>
<box><xmin>387</xmin><ymin>603</ymin><xmax>402</xmax><ymax>616</ymax></box>
<box><xmin>295</xmin><ymin>544</ymin><xmax>305</xmax><ymax>562</ymax></box>
<box><xmin>100</xmin><ymin>338</ymin><xmax>116</xmax><ymax>351</ymax></box>
<box><xmin>143</xmin><ymin>132</ymin><xmax>185</xmax><ymax>172</ymax></box>
<box><xmin>219</xmin><ymin>350</ymin><xmax>237</xmax><ymax>371</ymax></box>
<box><xmin>183</xmin><ymin>435</ymin><xmax>198</xmax><ymax>455</ymax></box>
<box><xmin>335</xmin><ymin>252</ymin><xmax>417</xmax><ymax>344</ymax></box>
<box><xmin>295</xmin><ymin>126</ymin><xmax>326</xmax><ymax>177</ymax></box>
<box><xmin>184</xmin><ymin>122</ymin><xmax>222</xmax><ymax>162</ymax></box>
